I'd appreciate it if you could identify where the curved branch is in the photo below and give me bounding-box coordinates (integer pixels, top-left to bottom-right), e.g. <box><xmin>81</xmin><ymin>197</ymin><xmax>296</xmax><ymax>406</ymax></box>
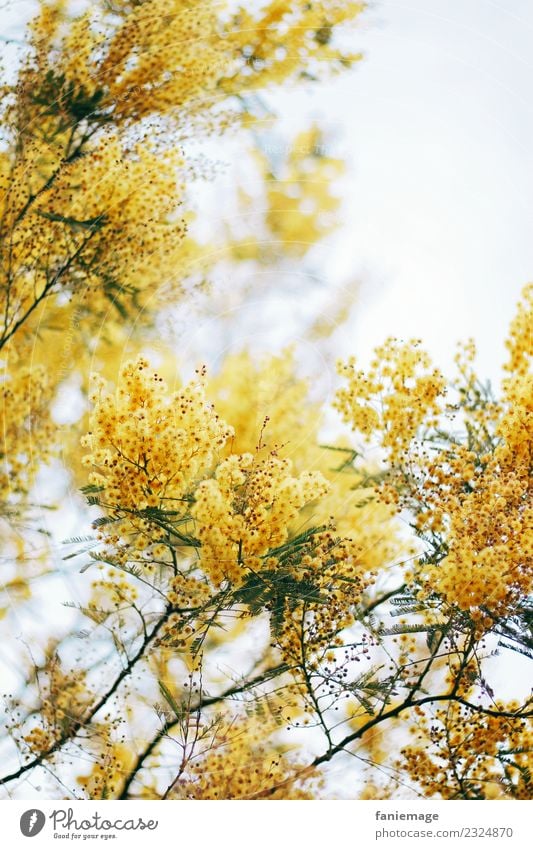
<box><xmin>253</xmin><ymin>693</ymin><xmax>533</xmax><ymax>800</ymax></box>
<box><xmin>0</xmin><ymin>606</ymin><xmax>173</xmax><ymax>787</ymax></box>
<box><xmin>118</xmin><ymin>662</ymin><xmax>291</xmax><ymax>799</ymax></box>
<box><xmin>312</xmin><ymin>694</ymin><xmax>533</xmax><ymax>770</ymax></box>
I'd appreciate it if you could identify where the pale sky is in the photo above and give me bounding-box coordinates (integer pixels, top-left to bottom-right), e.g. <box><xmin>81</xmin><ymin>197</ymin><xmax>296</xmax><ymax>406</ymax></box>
<box><xmin>226</xmin><ymin>0</ymin><xmax>533</xmax><ymax>381</ymax></box>
<box><xmin>333</xmin><ymin>0</ymin><xmax>533</xmax><ymax>379</ymax></box>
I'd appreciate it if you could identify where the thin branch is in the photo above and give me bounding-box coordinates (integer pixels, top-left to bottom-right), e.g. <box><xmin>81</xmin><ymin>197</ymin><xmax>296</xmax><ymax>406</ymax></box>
<box><xmin>118</xmin><ymin>662</ymin><xmax>290</xmax><ymax>799</ymax></box>
<box><xmin>0</xmin><ymin>606</ymin><xmax>173</xmax><ymax>787</ymax></box>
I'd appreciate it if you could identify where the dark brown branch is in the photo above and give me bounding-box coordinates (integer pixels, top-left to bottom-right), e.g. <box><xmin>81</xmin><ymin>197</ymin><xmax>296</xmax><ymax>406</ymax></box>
<box><xmin>362</xmin><ymin>583</ymin><xmax>406</xmax><ymax>615</ymax></box>
<box><xmin>118</xmin><ymin>662</ymin><xmax>290</xmax><ymax>799</ymax></box>
<box><xmin>311</xmin><ymin>694</ymin><xmax>533</xmax><ymax>770</ymax></box>
<box><xmin>0</xmin><ymin>606</ymin><xmax>173</xmax><ymax>787</ymax></box>
<box><xmin>0</xmin><ymin>228</ymin><xmax>98</xmax><ymax>350</ymax></box>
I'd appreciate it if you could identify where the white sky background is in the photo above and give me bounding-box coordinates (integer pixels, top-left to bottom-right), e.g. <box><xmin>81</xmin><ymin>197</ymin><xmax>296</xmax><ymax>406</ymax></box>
<box><xmin>214</xmin><ymin>0</ymin><xmax>533</xmax><ymax>381</ymax></box>
<box><xmin>334</xmin><ymin>0</ymin><xmax>533</xmax><ymax>378</ymax></box>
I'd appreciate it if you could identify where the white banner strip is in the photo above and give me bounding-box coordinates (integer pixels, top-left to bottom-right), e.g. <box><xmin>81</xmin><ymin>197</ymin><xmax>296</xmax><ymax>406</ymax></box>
<box><xmin>2</xmin><ymin>800</ymin><xmax>531</xmax><ymax>849</ymax></box>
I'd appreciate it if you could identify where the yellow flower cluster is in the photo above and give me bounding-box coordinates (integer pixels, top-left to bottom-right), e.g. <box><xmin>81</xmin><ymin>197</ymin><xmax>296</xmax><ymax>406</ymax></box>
<box><xmin>88</xmin><ymin>566</ymin><xmax>139</xmax><ymax>613</ymax></box>
<box><xmin>503</xmin><ymin>281</ymin><xmax>532</xmax><ymax>379</ymax></box>
<box><xmin>414</xmin><ymin>293</ymin><xmax>532</xmax><ymax>622</ymax></box>
<box><xmin>0</xmin><ymin>135</ymin><xmax>186</xmax><ymax>343</ymax></box>
<box><xmin>332</xmin><ymin>313</ymin><xmax>532</xmax><ymax>627</ymax></box>
<box><xmin>97</xmin><ymin>0</ymin><xmax>226</xmax><ymax>130</ymax></box>
<box><xmin>78</xmin><ymin>347</ymin><xmax>404</xmax><ymax>679</ymax></box>
<box><xmin>419</xmin><ymin>447</ymin><xmax>531</xmax><ymax>621</ymax></box>
<box><xmin>77</xmin><ymin>741</ymin><xmax>135</xmax><ymax>800</ymax></box>
<box><xmin>209</xmin><ymin>348</ymin><xmax>320</xmax><ymax>469</ymax></box>
<box><xmin>220</xmin><ymin>1</ymin><xmax>365</xmax><ymax>93</ymax></box>
<box><xmin>38</xmin><ymin>136</ymin><xmax>186</xmax><ymax>301</ymax></box>
<box><xmin>20</xmin><ymin>0</ymin><xmax>222</xmax><ymax>137</ymax></box>
<box><xmin>168</xmin><ymin>715</ymin><xmax>318</xmax><ymax>800</ymax></box>
<box><xmin>335</xmin><ymin>339</ymin><xmax>447</xmax><ymax>463</ymax></box>
<box><xmin>273</xmin><ymin>528</ymin><xmax>369</xmax><ymax>665</ymax></box>
<box><xmin>227</xmin><ymin>124</ymin><xmax>346</xmax><ymax>264</ymax></box>
<box><xmin>260</xmin><ymin>126</ymin><xmax>344</xmax><ymax>258</ymax></box>
<box><xmin>211</xmin><ymin>350</ymin><xmax>406</xmax><ymax>582</ymax></box>
<box><xmin>165</xmin><ymin>570</ymin><xmax>213</xmax><ymax>611</ymax></box>
<box><xmin>24</xmin><ymin>0</ymin><xmax>365</xmax><ymax>139</ymax></box>
<box><xmin>192</xmin><ymin>452</ymin><xmax>329</xmax><ymax>587</ymax></box>
<box><xmin>0</xmin><ymin>345</ymin><xmax>55</xmax><ymax>505</ymax></box>
<box><xmin>82</xmin><ymin>356</ymin><xmax>232</xmax><ymax>517</ymax></box>
<box><xmin>23</xmin><ymin>661</ymin><xmax>90</xmax><ymax>755</ymax></box>
<box><xmin>400</xmin><ymin>702</ymin><xmax>532</xmax><ymax>799</ymax></box>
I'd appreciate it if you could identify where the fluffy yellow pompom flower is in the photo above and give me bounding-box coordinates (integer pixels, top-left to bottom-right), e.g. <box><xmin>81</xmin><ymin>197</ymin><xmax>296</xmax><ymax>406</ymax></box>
<box><xmin>82</xmin><ymin>356</ymin><xmax>233</xmax><ymax>515</ymax></box>
<box><xmin>335</xmin><ymin>339</ymin><xmax>447</xmax><ymax>463</ymax></box>
<box><xmin>192</xmin><ymin>453</ymin><xmax>329</xmax><ymax>587</ymax></box>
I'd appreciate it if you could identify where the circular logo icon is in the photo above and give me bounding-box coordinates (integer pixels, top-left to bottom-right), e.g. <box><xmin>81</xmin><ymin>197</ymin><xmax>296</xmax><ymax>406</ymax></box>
<box><xmin>20</xmin><ymin>810</ymin><xmax>46</xmax><ymax>837</ymax></box>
